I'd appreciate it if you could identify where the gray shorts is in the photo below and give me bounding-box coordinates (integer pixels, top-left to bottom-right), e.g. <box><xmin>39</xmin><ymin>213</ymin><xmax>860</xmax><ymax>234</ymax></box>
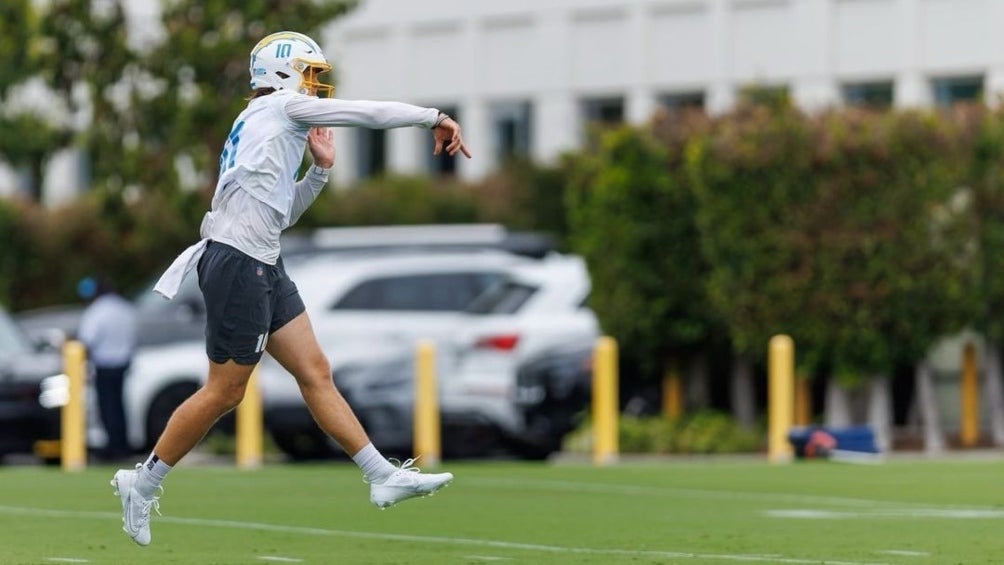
<box><xmin>196</xmin><ymin>241</ymin><xmax>305</xmax><ymax>365</ymax></box>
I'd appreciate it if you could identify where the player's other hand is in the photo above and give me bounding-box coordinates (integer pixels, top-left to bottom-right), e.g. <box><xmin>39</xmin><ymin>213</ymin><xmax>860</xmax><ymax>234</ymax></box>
<box><xmin>433</xmin><ymin>116</ymin><xmax>472</xmax><ymax>158</ymax></box>
<box><xmin>307</xmin><ymin>127</ymin><xmax>335</xmax><ymax>169</ymax></box>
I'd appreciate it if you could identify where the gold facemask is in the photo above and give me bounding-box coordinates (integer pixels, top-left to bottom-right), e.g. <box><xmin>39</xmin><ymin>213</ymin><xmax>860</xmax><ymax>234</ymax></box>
<box><xmin>294</xmin><ymin>59</ymin><xmax>334</xmax><ymax>98</ymax></box>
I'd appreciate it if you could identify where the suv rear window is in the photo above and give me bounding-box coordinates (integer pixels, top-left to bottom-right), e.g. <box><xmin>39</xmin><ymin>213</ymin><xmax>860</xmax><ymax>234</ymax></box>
<box><xmin>332</xmin><ymin>272</ymin><xmax>503</xmax><ymax>312</ymax></box>
<box><xmin>465</xmin><ymin>281</ymin><xmax>538</xmax><ymax>315</ymax></box>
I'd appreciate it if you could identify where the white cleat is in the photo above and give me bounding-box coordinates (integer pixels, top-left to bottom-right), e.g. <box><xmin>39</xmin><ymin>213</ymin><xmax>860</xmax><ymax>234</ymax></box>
<box><xmin>369</xmin><ymin>458</ymin><xmax>453</xmax><ymax>509</ymax></box>
<box><xmin>110</xmin><ymin>465</ymin><xmax>161</xmax><ymax>546</ymax></box>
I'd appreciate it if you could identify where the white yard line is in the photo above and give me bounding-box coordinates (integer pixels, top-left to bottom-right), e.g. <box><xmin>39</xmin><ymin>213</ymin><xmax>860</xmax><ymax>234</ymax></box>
<box><xmin>766</xmin><ymin>508</ymin><xmax>1004</xmax><ymax>519</ymax></box>
<box><xmin>876</xmin><ymin>550</ymin><xmax>930</xmax><ymax>557</ymax></box>
<box><xmin>256</xmin><ymin>557</ymin><xmax>304</xmax><ymax>563</ymax></box>
<box><xmin>0</xmin><ymin>504</ymin><xmax>894</xmax><ymax>565</ymax></box>
<box><xmin>464</xmin><ymin>477</ymin><xmax>1001</xmax><ymax>511</ymax></box>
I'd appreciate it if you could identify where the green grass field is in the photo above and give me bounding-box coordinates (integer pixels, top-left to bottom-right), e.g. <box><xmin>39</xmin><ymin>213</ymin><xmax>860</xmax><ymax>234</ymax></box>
<box><xmin>2</xmin><ymin>456</ymin><xmax>1003</xmax><ymax>564</ymax></box>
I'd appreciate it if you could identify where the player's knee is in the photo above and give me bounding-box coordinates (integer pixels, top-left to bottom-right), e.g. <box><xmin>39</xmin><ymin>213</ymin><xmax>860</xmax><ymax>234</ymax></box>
<box><xmin>221</xmin><ymin>387</ymin><xmax>246</xmax><ymax>411</ymax></box>
<box><xmin>206</xmin><ymin>379</ymin><xmax>247</xmax><ymax>411</ymax></box>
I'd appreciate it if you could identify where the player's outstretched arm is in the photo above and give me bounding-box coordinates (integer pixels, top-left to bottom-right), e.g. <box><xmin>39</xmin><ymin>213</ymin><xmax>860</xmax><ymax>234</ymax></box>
<box><xmin>285</xmin><ymin>96</ymin><xmax>472</xmax><ymax>159</ymax></box>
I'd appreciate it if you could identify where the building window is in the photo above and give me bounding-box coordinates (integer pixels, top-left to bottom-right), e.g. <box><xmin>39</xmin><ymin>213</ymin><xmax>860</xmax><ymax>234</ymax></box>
<box><xmin>491</xmin><ymin>100</ymin><xmax>532</xmax><ymax>162</ymax></box>
<box><xmin>427</xmin><ymin>105</ymin><xmax>459</xmax><ymax>176</ymax></box>
<box><xmin>581</xmin><ymin>96</ymin><xmax>625</xmax><ymax>126</ymax></box>
<box><xmin>843</xmin><ymin>81</ymin><xmax>894</xmax><ymax>109</ymax></box>
<box><xmin>356</xmin><ymin>128</ymin><xmax>386</xmax><ymax>178</ymax></box>
<box><xmin>659</xmin><ymin>91</ymin><xmax>705</xmax><ymax>113</ymax></box>
<box><xmin>932</xmin><ymin>76</ymin><xmax>983</xmax><ymax>107</ymax></box>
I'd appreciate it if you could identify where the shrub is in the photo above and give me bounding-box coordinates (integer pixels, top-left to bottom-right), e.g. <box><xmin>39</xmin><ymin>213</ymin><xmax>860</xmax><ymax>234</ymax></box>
<box><xmin>564</xmin><ymin>411</ymin><xmax>763</xmax><ymax>455</ymax></box>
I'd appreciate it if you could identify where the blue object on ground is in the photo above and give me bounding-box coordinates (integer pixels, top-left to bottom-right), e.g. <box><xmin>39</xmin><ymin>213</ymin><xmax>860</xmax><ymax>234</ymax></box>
<box><xmin>788</xmin><ymin>425</ymin><xmax>879</xmax><ymax>458</ymax></box>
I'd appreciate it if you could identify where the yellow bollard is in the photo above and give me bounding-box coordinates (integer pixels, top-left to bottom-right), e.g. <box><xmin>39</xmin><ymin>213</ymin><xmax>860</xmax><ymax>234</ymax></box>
<box><xmin>61</xmin><ymin>340</ymin><xmax>87</xmax><ymax>472</ymax></box>
<box><xmin>768</xmin><ymin>335</ymin><xmax>794</xmax><ymax>464</ymax></box>
<box><xmin>662</xmin><ymin>366</ymin><xmax>683</xmax><ymax>420</ymax></box>
<box><xmin>236</xmin><ymin>365</ymin><xmax>263</xmax><ymax>469</ymax></box>
<box><xmin>960</xmin><ymin>342</ymin><xmax>979</xmax><ymax>448</ymax></box>
<box><xmin>413</xmin><ymin>340</ymin><xmax>441</xmax><ymax>466</ymax></box>
<box><xmin>592</xmin><ymin>336</ymin><xmax>619</xmax><ymax>465</ymax></box>
<box><xmin>794</xmin><ymin>376</ymin><xmax>812</xmax><ymax>427</ymax></box>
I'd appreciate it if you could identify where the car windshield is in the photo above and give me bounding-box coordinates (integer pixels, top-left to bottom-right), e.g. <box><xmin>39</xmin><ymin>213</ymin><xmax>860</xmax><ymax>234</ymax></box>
<box><xmin>0</xmin><ymin>308</ymin><xmax>31</xmax><ymax>355</ymax></box>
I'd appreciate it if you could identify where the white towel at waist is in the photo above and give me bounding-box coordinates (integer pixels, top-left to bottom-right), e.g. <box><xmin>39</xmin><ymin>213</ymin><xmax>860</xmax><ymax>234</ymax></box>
<box><xmin>153</xmin><ymin>238</ymin><xmax>208</xmax><ymax>300</ymax></box>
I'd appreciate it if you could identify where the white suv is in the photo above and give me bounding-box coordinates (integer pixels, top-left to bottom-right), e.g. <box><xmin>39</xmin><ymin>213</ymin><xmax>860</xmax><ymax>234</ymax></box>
<box><xmin>259</xmin><ymin>247</ymin><xmax>597</xmax><ymax>459</ymax></box>
<box><xmin>322</xmin><ymin>254</ymin><xmax>600</xmax><ymax>461</ymax></box>
<box><xmin>21</xmin><ymin>224</ymin><xmax>595</xmax><ymax>460</ymax></box>
<box><xmin>443</xmin><ymin>255</ymin><xmax>598</xmax><ymax>455</ymax></box>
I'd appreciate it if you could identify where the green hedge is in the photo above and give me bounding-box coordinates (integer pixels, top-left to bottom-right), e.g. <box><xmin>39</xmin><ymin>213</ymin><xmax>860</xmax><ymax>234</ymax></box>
<box><xmin>564</xmin><ymin>102</ymin><xmax>991</xmax><ymax>386</ymax></box>
<box><xmin>563</xmin><ymin>411</ymin><xmax>762</xmax><ymax>455</ymax></box>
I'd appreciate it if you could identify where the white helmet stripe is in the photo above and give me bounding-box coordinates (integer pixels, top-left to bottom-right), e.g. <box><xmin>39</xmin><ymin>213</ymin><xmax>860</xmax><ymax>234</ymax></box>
<box><xmin>251</xmin><ymin>31</ymin><xmax>322</xmax><ymax>57</ymax></box>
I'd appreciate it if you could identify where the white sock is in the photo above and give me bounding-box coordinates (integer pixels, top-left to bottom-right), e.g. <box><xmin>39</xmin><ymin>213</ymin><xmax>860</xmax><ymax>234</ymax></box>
<box><xmin>136</xmin><ymin>452</ymin><xmax>172</xmax><ymax>498</ymax></box>
<box><xmin>352</xmin><ymin>443</ymin><xmax>397</xmax><ymax>483</ymax></box>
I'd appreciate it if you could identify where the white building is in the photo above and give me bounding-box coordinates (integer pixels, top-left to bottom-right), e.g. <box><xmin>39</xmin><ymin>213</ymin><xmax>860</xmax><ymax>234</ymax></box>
<box><xmin>324</xmin><ymin>0</ymin><xmax>1004</xmax><ymax>184</ymax></box>
<box><xmin>12</xmin><ymin>0</ymin><xmax>1003</xmax><ymax>201</ymax></box>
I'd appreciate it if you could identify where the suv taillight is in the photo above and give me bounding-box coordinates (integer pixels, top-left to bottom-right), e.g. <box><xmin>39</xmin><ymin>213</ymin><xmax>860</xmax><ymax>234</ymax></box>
<box><xmin>473</xmin><ymin>334</ymin><xmax>520</xmax><ymax>351</ymax></box>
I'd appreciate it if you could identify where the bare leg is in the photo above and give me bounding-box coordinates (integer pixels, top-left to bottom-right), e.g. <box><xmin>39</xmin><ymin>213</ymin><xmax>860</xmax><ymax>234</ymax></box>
<box><xmin>267</xmin><ymin>311</ymin><xmax>452</xmax><ymax>509</ymax></box>
<box><xmin>113</xmin><ymin>358</ymin><xmax>254</xmax><ymax>546</ymax></box>
<box><xmin>266</xmin><ymin>311</ymin><xmax>371</xmax><ymax>456</ymax></box>
<box><xmin>151</xmin><ymin>360</ymin><xmax>254</xmax><ymax>465</ymax></box>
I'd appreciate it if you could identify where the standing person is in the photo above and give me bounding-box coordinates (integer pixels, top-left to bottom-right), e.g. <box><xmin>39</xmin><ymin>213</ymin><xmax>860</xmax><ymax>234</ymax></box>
<box><xmin>111</xmin><ymin>31</ymin><xmax>470</xmax><ymax>547</ymax></box>
<box><xmin>78</xmin><ymin>276</ymin><xmax>138</xmax><ymax>462</ymax></box>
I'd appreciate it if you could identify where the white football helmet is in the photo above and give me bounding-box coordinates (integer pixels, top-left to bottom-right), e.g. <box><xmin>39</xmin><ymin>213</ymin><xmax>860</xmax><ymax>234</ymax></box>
<box><xmin>249</xmin><ymin>31</ymin><xmax>333</xmax><ymax>97</ymax></box>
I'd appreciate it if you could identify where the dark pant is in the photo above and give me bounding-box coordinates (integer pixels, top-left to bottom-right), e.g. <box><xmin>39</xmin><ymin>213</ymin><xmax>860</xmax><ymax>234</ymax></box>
<box><xmin>95</xmin><ymin>365</ymin><xmax>129</xmax><ymax>459</ymax></box>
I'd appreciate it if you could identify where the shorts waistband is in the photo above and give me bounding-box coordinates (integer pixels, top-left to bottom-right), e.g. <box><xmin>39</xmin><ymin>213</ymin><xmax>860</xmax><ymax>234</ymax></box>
<box><xmin>206</xmin><ymin>240</ymin><xmax>284</xmax><ymax>274</ymax></box>
<box><xmin>206</xmin><ymin>240</ymin><xmax>250</xmax><ymax>258</ymax></box>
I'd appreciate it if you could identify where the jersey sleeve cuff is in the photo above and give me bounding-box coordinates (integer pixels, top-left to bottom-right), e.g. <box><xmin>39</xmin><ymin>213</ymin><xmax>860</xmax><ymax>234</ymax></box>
<box><xmin>309</xmin><ymin>164</ymin><xmax>331</xmax><ymax>177</ymax></box>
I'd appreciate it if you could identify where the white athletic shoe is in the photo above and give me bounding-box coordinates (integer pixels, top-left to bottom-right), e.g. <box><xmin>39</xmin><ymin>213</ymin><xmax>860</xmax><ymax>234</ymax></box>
<box><xmin>369</xmin><ymin>457</ymin><xmax>453</xmax><ymax>509</ymax></box>
<box><xmin>110</xmin><ymin>465</ymin><xmax>161</xmax><ymax>546</ymax></box>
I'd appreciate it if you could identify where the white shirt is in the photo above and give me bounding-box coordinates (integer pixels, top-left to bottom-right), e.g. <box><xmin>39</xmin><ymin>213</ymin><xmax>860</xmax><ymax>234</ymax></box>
<box><xmin>154</xmin><ymin>91</ymin><xmax>440</xmax><ymax>299</ymax></box>
<box><xmin>78</xmin><ymin>294</ymin><xmax>138</xmax><ymax>367</ymax></box>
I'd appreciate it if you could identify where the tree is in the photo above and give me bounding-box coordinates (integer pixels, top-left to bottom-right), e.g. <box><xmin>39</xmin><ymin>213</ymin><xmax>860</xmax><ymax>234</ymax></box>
<box><xmin>565</xmin><ymin>118</ymin><xmax>720</xmax><ymax>405</ymax></box>
<box><xmin>38</xmin><ymin>0</ymin><xmax>135</xmax><ymax>197</ymax></box>
<box><xmin>121</xmin><ymin>0</ymin><xmax>357</xmax><ymax>198</ymax></box>
<box><xmin>686</xmin><ymin>102</ymin><xmax>819</xmax><ymax>364</ymax></box>
<box><xmin>8</xmin><ymin>1</ymin><xmax>360</xmax><ymax>298</ymax></box>
<box><xmin>687</xmin><ymin>102</ymin><xmax>981</xmax><ymax>448</ymax></box>
<box><xmin>0</xmin><ymin>0</ymin><xmax>65</xmax><ymax>198</ymax></box>
<box><xmin>970</xmin><ymin>106</ymin><xmax>1004</xmax><ymax>446</ymax></box>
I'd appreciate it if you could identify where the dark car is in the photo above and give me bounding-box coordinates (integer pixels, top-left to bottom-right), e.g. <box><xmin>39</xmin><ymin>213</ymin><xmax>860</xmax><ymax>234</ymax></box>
<box><xmin>0</xmin><ymin>305</ymin><xmax>63</xmax><ymax>462</ymax></box>
<box><xmin>265</xmin><ymin>351</ymin><xmax>515</xmax><ymax>461</ymax></box>
<box><xmin>512</xmin><ymin>341</ymin><xmax>593</xmax><ymax>459</ymax></box>
<box><xmin>266</xmin><ymin>341</ymin><xmax>594</xmax><ymax>462</ymax></box>
<box><xmin>266</xmin><ymin>356</ymin><xmax>416</xmax><ymax>461</ymax></box>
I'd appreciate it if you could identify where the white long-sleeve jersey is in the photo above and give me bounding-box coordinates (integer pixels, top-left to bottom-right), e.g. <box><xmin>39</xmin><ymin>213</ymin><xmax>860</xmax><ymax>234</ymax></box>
<box><xmin>153</xmin><ymin>91</ymin><xmax>440</xmax><ymax>299</ymax></box>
